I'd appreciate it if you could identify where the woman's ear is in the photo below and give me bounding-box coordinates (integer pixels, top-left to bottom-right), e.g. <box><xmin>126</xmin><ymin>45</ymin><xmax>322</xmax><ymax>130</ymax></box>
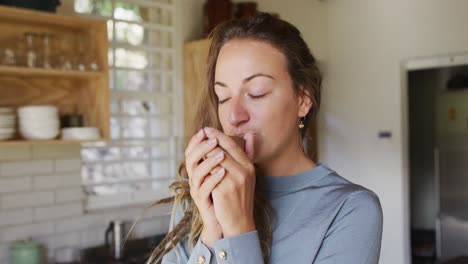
<box><xmin>298</xmin><ymin>85</ymin><xmax>313</xmax><ymax>117</ymax></box>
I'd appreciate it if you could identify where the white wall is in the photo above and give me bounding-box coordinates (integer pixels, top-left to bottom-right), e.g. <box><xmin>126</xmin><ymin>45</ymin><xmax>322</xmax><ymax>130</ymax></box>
<box><xmin>321</xmin><ymin>1</ymin><xmax>468</xmax><ymax>263</ymax></box>
<box><xmin>232</xmin><ymin>0</ymin><xmax>328</xmax><ymax>61</ymax></box>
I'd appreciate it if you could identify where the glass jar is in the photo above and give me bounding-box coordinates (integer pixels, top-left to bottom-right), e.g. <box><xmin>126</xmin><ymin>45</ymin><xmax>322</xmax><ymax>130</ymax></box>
<box><xmin>40</xmin><ymin>33</ymin><xmax>53</xmax><ymax>69</ymax></box>
<box><xmin>24</xmin><ymin>32</ymin><xmax>39</xmax><ymax>68</ymax></box>
<box><xmin>57</xmin><ymin>34</ymin><xmax>74</xmax><ymax>70</ymax></box>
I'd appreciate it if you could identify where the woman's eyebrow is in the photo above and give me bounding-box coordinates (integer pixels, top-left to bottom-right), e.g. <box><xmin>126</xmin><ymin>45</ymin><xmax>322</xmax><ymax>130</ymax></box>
<box><xmin>243</xmin><ymin>73</ymin><xmax>274</xmax><ymax>83</ymax></box>
<box><xmin>215</xmin><ymin>73</ymin><xmax>274</xmax><ymax>88</ymax></box>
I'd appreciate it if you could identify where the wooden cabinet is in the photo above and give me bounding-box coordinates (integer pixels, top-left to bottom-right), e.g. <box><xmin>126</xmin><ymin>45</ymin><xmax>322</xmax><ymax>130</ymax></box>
<box><xmin>183</xmin><ymin>39</ymin><xmax>211</xmax><ymax>143</ymax></box>
<box><xmin>182</xmin><ymin>38</ymin><xmax>317</xmax><ymax>162</ymax></box>
<box><xmin>0</xmin><ymin>6</ymin><xmax>109</xmax><ymax>145</ymax></box>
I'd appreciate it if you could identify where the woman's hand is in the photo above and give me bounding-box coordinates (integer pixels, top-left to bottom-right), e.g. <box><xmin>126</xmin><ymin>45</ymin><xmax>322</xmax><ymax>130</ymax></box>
<box><xmin>185</xmin><ymin>129</ymin><xmax>226</xmax><ymax>247</ymax></box>
<box><xmin>203</xmin><ymin>127</ymin><xmax>257</xmax><ymax>238</ymax></box>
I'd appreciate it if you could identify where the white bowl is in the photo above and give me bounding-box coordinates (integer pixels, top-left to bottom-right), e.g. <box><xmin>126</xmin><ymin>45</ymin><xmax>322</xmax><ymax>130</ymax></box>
<box><xmin>18</xmin><ymin>114</ymin><xmax>58</xmax><ymax>122</ymax></box>
<box><xmin>19</xmin><ymin>117</ymin><xmax>58</xmax><ymax>127</ymax></box>
<box><xmin>19</xmin><ymin>119</ymin><xmax>59</xmax><ymax>128</ymax></box>
<box><xmin>62</xmin><ymin>127</ymin><xmax>100</xmax><ymax>140</ymax></box>
<box><xmin>18</xmin><ymin>105</ymin><xmax>57</xmax><ymax>113</ymax></box>
<box><xmin>20</xmin><ymin>129</ymin><xmax>59</xmax><ymax>138</ymax></box>
<box><xmin>20</xmin><ymin>128</ymin><xmax>59</xmax><ymax>140</ymax></box>
<box><xmin>19</xmin><ymin>115</ymin><xmax>58</xmax><ymax>125</ymax></box>
<box><xmin>18</xmin><ymin>110</ymin><xmax>58</xmax><ymax>117</ymax></box>
<box><xmin>20</xmin><ymin>124</ymin><xmax>59</xmax><ymax>132</ymax></box>
<box><xmin>18</xmin><ymin>105</ymin><xmax>58</xmax><ymax>117</ymax></box>
<box><xmin>19</xmin><ymin>114</ymin><xmax>58</xmax><ymax>120</ymax></box>
<box><xmin>19</xmin><ymin>113</ymin><xmax>58</xmax><ymax>119</ymax></box>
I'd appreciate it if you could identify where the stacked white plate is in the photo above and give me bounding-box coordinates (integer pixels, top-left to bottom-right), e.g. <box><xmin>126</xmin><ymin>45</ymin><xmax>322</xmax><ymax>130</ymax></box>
<box><xmin>0</xmin><ymin>107</ymin><xmax>16</xmax><ymax>140</ymax></box>
<box><xmin>18</xmin><ymin>105</ymin><xmax>60</xmax><ymax>140</ymax></box>
<box><xmin>62</xmin><ymin>127</ymin><xmax>100</xmax><ymax>140</ymax></box>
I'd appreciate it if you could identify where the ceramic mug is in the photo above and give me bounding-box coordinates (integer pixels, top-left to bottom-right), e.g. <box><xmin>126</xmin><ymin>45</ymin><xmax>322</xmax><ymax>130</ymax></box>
<box><xmin>10</xmin><ymin>240</ymin><xmax>41</xmax><ymax>264</ymax></box>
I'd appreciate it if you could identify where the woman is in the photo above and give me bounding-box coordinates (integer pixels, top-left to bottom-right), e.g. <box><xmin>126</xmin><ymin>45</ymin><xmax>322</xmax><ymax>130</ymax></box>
<box><xmin>148</xmin><ymin>13</ymin><xmax>383</xmax><ymax>264</ymax></box>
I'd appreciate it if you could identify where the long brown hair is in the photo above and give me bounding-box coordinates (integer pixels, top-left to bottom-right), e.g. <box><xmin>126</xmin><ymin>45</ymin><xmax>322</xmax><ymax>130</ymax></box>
<box><xmin>145</xmin><ymin>12</ymin><xmax>322</xmax><ymax>264</ymax></box>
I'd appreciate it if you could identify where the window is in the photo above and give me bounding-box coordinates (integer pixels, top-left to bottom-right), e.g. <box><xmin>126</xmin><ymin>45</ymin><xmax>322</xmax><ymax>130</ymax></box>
<box><xmin>74</xmin><ymin>0</ymin><xmax>182</xmax><ymax>210</ymax></box>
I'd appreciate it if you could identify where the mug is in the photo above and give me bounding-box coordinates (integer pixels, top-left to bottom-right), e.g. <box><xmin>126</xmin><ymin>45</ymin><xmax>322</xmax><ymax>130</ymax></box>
<box><xmin>10</xmin><ymin>240</ymin><xmax>42</xmax><ymax>264</ymax></box>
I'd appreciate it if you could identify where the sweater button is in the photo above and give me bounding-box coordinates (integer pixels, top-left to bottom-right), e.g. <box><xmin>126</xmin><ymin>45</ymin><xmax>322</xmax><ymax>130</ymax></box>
<box><xmin>197</xmin><ymin>256</ymin><xmax>205</xmax><ymax>264</ymax></box>
<box><xmin>218</xmin><ymin>251</ymin><xmax>227</xmax><ymax>260</ymax></box>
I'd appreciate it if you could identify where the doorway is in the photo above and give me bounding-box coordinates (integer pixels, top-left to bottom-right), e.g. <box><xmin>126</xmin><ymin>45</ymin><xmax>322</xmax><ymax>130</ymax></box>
<box><xmin>405</xmin><ymin>53</ymin><xmax>468</xmax><ymax>264</ymax></box>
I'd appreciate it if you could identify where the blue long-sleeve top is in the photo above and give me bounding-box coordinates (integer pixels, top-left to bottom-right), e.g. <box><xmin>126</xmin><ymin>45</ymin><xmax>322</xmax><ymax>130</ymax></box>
<box><xmin>161</xmin><ymin>163</ymin><xmax>383</xmax><ymax>264</ymax></box>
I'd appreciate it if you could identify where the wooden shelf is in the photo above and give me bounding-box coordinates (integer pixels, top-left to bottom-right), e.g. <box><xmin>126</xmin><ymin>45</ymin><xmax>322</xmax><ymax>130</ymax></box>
<box><xmin>0</xmin><ymin>6</ymin><xmax>110</xmax><ymax>146</ymax></box>
<box><xmin>0</xmin><ymin>139</ymin><xmax>108</xmax><ymax>146</ymax></box>
<box><xmin>0</xmin><ymin>6</ymin><xmax>106</xmax><ymax>30</ymax></box>
<box><xmin>0</xmin><ymin>66</ymin><xmax>106</xmax><ymax>79</ymax></box>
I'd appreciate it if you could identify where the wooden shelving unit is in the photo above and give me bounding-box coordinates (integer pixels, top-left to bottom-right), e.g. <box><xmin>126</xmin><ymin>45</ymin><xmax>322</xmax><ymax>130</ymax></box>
<box><xmin>0</xmin><ymin>65</ymin><xmax>105</xmax><ymax>79</ymax></box>
<box><xmin>0</xmin><ymin>139</ymin><xmax>105</xmax><ymax>146</ymax></box>
<box><xmin>0</xmin><ymin>6</ymin><xmax>110</xmax><ymax>145</ymax></box>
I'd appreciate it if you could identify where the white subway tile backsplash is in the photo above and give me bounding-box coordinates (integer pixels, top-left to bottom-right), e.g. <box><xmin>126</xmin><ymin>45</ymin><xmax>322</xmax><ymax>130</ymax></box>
<box><xmin>51</xmin><ymin>232</ymin><xmax>81</xmax><ymax>253</ymax></box>
<box><xmin>0</xmin><ymin>177</ymin><xmax>31</xmax><ymax>194</ymax></box>
<box><xmin>141</xmin><ymin>203</ymin><xmax>173</xmax><ymax>220</ymax></box>
<box><xmin>1</xmin><ymin>191</ymin><xmax>54</xmax><ymax>209</ymax></box>
<box><xmin>33</xmin><ymin>203</ymin><xmax>83</xmax><ymax>222</ymax></box>
<box><xmin>132</xmin><ymin>216</ymin><xmax>170</xmax><ymax>239</ymax></box>
<box><xmin>0</xmin><ymin>145</ymin><xmax>31</xmax><ymax>161</ymax></box>
<box><xmin>33</xmin><ymin>173</ymin><xmax>81</xmax><ymax>190</ymax></box>
<box><xmin>55</xmin><ymin>188</ymin><xmax>84</xmax><ymax>203</ymax></box>
<box><xmin>0</xmin><ymin>222</ymin><xmax>54</xmax><ymax>243</ymax></box>
<box><xmin>54</xmin><ymin>158</ymin><xmax>81</xmax><ymax>173</ymax></box>
<box><xmin>132</xmin><ymin>187</ymin><xmax>172</xmax><ymax>205</ymax></box>
<box><xmin>55</xmin><ymin>215</ymin><xmax>104</xmax><ymax>234</ymax></box>
<box><xmin>86</xmin><ymin>192</ymin><xmax>132</xmax><ymax>210</ymax></box>
<box><xmin>0</xmin><ymin>244</ymin><xmax>8</xmax><ymax>264</ymax></box>
<box><xmin>79</xmin><ymin>226</ymin><xmax>107</xmax><ymax>249</ymax></box>
<box><xmin>0</xmin><ymin>160</ymin><xmax>53</xmax><ymax>177</ymax></box>
<box><xmin>36</xmin><ymin>232</ymin><xmax>81</xmax><ymax>256</ymax></box>
<box><xmin>0</xmin><ymin>208</ymin><xmax>33</xmax><ymax>227</ymax></box>
<box><xmin>101</xmin><ymin>206</ymin><xmax>144</xmax><ymax>224</ymax></box>
<box><xmin>32</xmin><ymin>145</ymin><xmax>80</xmax><ymax>159</ymax></box>
<box><xmin>0</xmin><ymin>143</ymin><xmax>171</xmax><ymax>262</ymax></box>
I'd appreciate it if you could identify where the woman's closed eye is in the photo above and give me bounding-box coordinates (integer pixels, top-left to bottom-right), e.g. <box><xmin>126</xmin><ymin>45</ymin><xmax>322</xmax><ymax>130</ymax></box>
<box><xmin>218</xmin><ymin>93</ymin><xmax>268</xmax><ymax>105</ymax></box>
<box><xmin>219</xmin><ymin>98</ymin><xmax>230</xmax><ymax>104</ymax></box>
<box><xmin>249</xmin><ymin>93</ymin><xmax>267</xmax><ymax>99</ymax></box>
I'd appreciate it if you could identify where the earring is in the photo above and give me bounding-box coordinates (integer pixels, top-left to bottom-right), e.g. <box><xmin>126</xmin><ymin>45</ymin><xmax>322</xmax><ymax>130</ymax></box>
<box><xmin>299</xmin><ymin>117</ymin><xmax>305</xmax><ymax>129</ymax></box>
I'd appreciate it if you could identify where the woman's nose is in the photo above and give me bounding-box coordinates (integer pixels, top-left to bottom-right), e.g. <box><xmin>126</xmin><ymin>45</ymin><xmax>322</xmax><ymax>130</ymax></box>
<box><xmin>228</xmin><ymin>97</ymin><xmax>250</xmax><ymax>127</ymax></box>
